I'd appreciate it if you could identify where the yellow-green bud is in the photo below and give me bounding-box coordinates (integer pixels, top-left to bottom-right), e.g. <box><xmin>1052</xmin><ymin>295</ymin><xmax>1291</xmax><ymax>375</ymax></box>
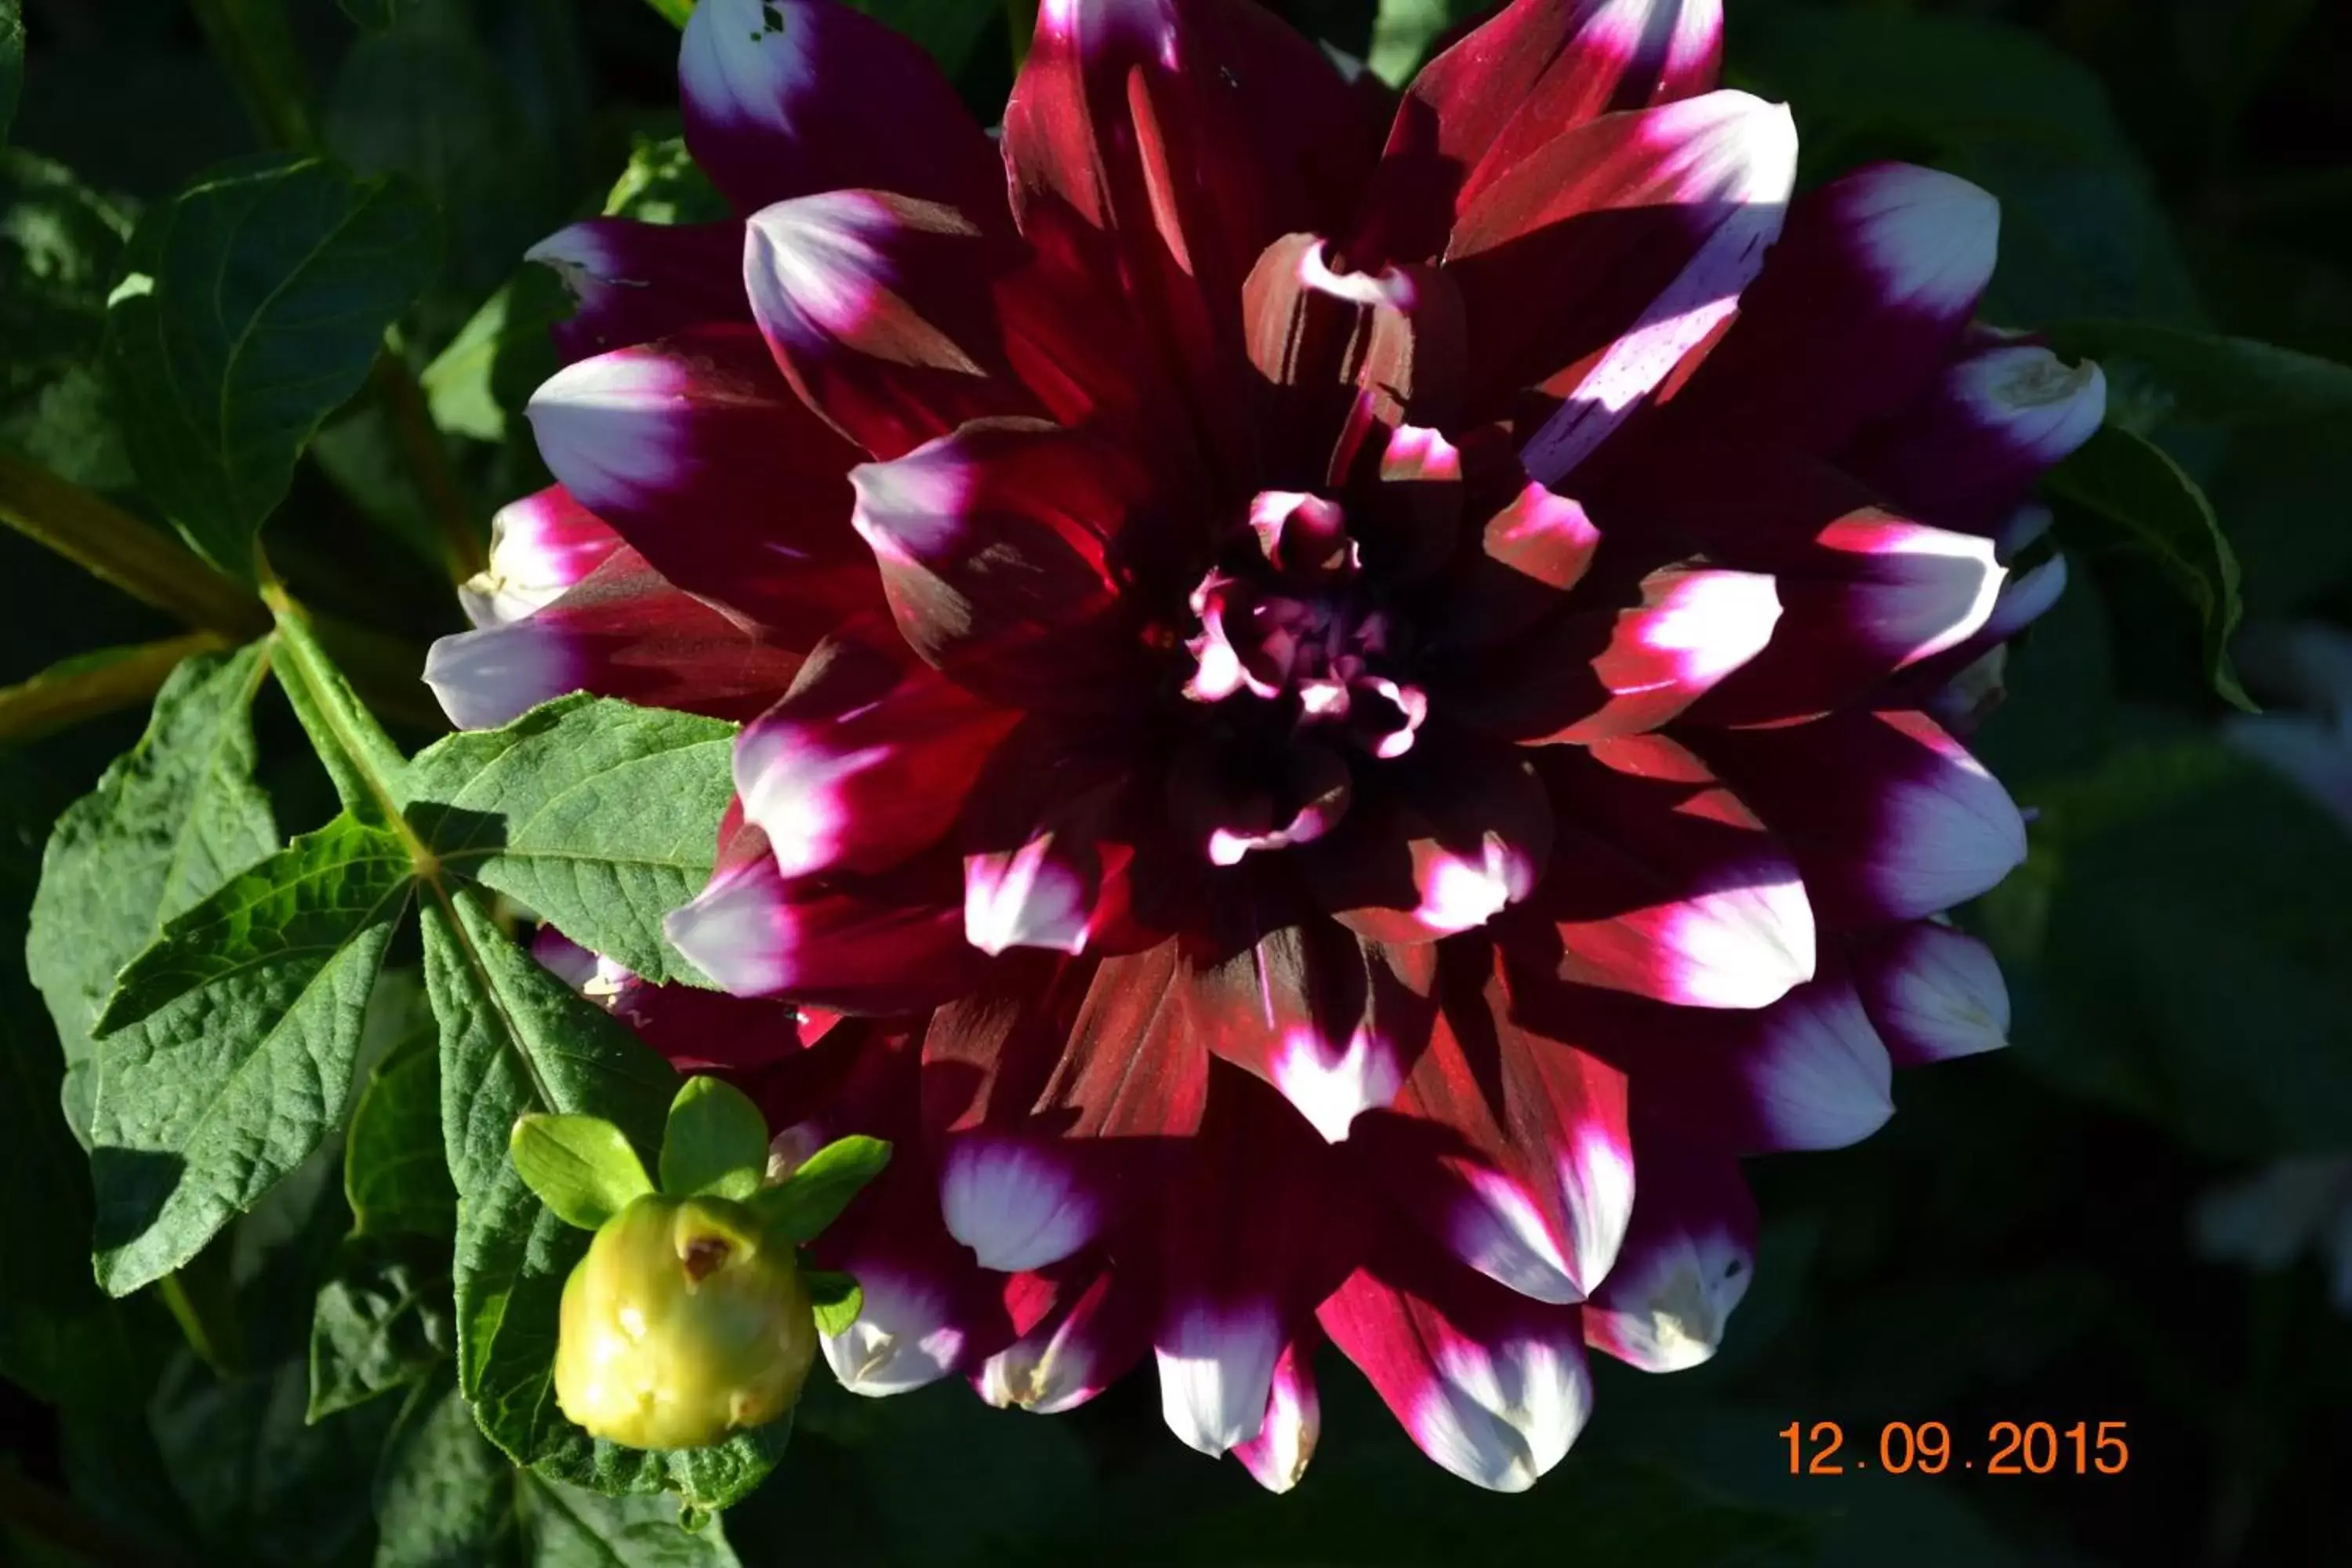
<box><xmin>554</xmin><ymin>1194</ymin><xmax>816</xmax><ymax>1450</ymax></box>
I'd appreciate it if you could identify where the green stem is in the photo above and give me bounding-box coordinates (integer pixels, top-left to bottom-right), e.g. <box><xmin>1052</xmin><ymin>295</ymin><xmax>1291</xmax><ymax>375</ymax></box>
<box><xmin>190</xmin><ymin>0</ymin><xmax>318</xmax><ymax>154</ymax></box>
<box><xmin>0</xmin><ymin>632</ymin><xmax>232</xmax><ymax>742</ymax></box>
<box><xmin>0</xmin><ymin>456</ymin><xmax>271</xmax><ymax>638</ymax></box>
<box><xmin>372</xmin><ymin>351</ymin><xmax>487</xmax><ymax>583</ymax></box>
<box><xmin>261</xmin><ymin>573</ymin><xmax>419</xmax><ymax>822</ymax></box>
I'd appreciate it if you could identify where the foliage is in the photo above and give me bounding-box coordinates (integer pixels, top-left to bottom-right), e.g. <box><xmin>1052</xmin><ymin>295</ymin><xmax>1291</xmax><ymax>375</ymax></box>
<box><xmin>2</xmin><ymin>1</ymin><xmax>2350</xmax><ymax>1564</ymax></box>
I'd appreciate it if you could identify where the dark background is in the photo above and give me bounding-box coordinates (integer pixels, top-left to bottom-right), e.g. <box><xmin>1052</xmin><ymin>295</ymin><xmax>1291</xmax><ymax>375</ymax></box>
<box><xmin>4</xmin><ymin>2</ymin><xmax>2350</xmax><ymax>1563</ymax></box>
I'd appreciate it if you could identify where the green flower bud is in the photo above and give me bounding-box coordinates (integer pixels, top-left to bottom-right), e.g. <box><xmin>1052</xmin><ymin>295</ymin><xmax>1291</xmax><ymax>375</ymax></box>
<box><xmin>554</xmin><ymin>1193</ymin><xmax>816</xmax><ymax>1450</ymax></box>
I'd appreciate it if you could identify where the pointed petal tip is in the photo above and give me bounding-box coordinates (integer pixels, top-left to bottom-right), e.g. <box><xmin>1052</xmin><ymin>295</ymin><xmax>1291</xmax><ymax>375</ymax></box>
<box><xmin>423</xmin><ymin>625</ymin><xmax>575</xmax><ymax>731</ymax></box>
<box><xmin>663</xmin><ymin>861</ymin><xmax>790</xmax><ymax>999</ymax></box>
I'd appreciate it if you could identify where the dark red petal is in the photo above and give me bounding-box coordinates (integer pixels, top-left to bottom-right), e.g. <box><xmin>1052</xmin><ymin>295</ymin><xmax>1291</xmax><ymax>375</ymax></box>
<box><xmin>528</xmin><ymin>219</ymin><xmax>750</xmax><ymax>365</ymax></box>
<box><xmin>960</xmin><ymin>720</ymin><xmax>1154</xmax><ymax>957</ymax></box>
<box><xmin>1316</xmin><ymin>1230</ymin><xmax>1590</xmax><ymax>1492</ymax></box>
<box><xmin>606</xmin><ymin>978</ymin><xmax>809</xmax><ymax>1074</ymax></box>
<box><xmin>1507</xmin><ymin>735</ymin><xmax>1815</xmax><ymax>1011</ymax></box>
<box><xmin>1450</xmin><ymin>564</ymin><xmax>1780</xmax><ymax>743</ymax></box>
<box><xmin>1004</xmin><ymin>0</ymin><xmax>1381</xmax><ymax>464</ymax></box>
<box><xmin>1300</xmin><ymin>742</ymin><xmax>1554</xmax><ymax>943</ymax></box>
<box><xmin>1850</xmin><ymin>920</ymin><xmax>2010</xmax><ymax>1066</ymax></box>
<box><xmin>1427</xmin><ymin>481</ymin><xmax>1601</xmax><ymax>649</ymax></box>
<box><xmin>1179</xmin><ymin>920</ymin><xmax>1438</xmax><ymax>1142</ymax></box>
<box><xmin>1664</xmin><ymin>163</ymin><xmax>2000</xmax><ymax>456</ymax></box>
<box><xmin>1362</xmin><ymin>0</ymin><xmax>1723</xmax><ymax>264</ymax></box>
<box><xmin>1363</xmin><ymin>947</ymin><xmax>1634</xmax><ymax>1305</ymax></box>
<box><xmin>1156</xmin><ymin>1067</ymin><xmax>1356</xmax><ymax>1456</ymax></box>
<box><xmin>665</xmin><ymin>824</ymin><xmax>985</xmax><ymax>1011</ymax></box>
<box><xmin>1583</xmin><ymin>1121</ymin><xmax>1756</xmax><ymax>1371</ymax></box>
<box><xmin>1694</xmin><ymin>709</ymin><xmax>2027</xmax><ymax>925</ymax></box>
<box><xmin>735</xmin><ymin>623</ymin><xmax>1020</xmax><ymax>880</ymax></box>
<box><xmin>742</xmin><ymin>191</ymin><xmax>1040</xmax><ymax>461</ymax></box>
<box><xmin>524</xmin><ymin>324</ymin><xmax>877</xmax><ymax>642</ymax></box>
<box><xmin>679</xmin><ymin>0</ymin><xmax>1003</xmax><ymax>217</ymax></box>
<box><xmin>1515</xmin><ymin>970</ymin><xmax>1893</xmax><ymax>1154</ymax></box>
<box><xmin>425</xmin><ymin>546</ymin><xmax>804</xmax><ymax>729</ymax></box>
<box><xmin>460</xmin><ymin>486</ymin><xmax>623</xmax><ymax>629</ymax></box>
<box><xmin>850</xmin><ymin>417</ymin><xmax>1156</xmax><ymax>712</ymax></box>
<box><xmin>1439</xmin><ymin>91</ymin><xmax>1795</xmax><ymax>473</ymax></box>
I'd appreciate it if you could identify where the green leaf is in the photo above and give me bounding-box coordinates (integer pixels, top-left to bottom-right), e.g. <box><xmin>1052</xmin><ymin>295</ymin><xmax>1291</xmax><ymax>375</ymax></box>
<box><xmin>307</xmin><ymin>1232</ymin><xmax>454</xmax><ymax>1420</ymax></box>
<box><xmin>602</xmin><ymin>133</ymin><xmax>727</xmax><ymax>226</ymax></box>
<box><xmin>1367</xmin><ymin>0</ymin><xmax>1465</xmax><ymax>86</ymax></box>
<box><xmin>512</xmin><ymin>1113</ymin><xmax>657</xmax><ymax>1229</ymax></box>
<box><xmin>802</xmin><ymin>1269</ymin><xmax>862</xmax><ymax>1338</ymax></box>
<box><xmin>0</xmin><ymin>1</ymin><xmax>20</xmax><ymax>148</ymax></box>
<box><xmin>419</xmin><ymin>269</ymin><xmax>568</xmax><ymax>444</ymax></box>
<box><xmin>27</xmin><ymin>645</ymin><xmax>278</xmax><ymax>1145</ymax></box>
<box><xmin>640</xmin><ymin>0</ymin><xmax>699</xmax><ymax>34</ymax></box>
<box><xmin>347</xmin><ymin>1027</ymin><xmax>457</xmax><ymax>1242</ymax></box>
<box><xmin>103</xmin><ymin>155</ymin><xmax>439</xmax><ymax>576</ymax></box>
<box><xmin>373</xmin><ymin>1374</ymin><xmax>521</xmax><ymax>1568</ymax></box>
<box><xmin>2045</xmin><ymin>425</ymin><xmax>2253</xmax><ymax>710</ymax></box>
<box><xmin>2047</xmin><ymin>319</ymin><xmax>2352</xmax><ymax>427</ymax></box>
<box><xmin>520</xmin><ymin>1472</ymin><xmax>744</xmax><ymax>1567</ymax></box>
<box><xmin>750</xmin><ymin>1136</ymin><xmax>891</xmax><ymax>1243</ymax></box>
<box><xmin>406</xmin><ymin>695</ymin><xmax>736</xmax><ymax>986</ymax></box>
<box><xmin>659</xmin><ymin>1076</ymin><xmax>769</xmax><ymax>1201</ymax></box>
<box><xmin>86</xmin><ymin>812</ymin><xmax>416</xmax><ymax>1295</ymax></box>
<box><xmin>0</xmin><ymin>151</ymin><xmax>139</xmax><ymax>492</ymax></box>
<box><xmin>846</xmin><ymin>1</ymin><xmax>998</xmax><ymax>74</ymax></box>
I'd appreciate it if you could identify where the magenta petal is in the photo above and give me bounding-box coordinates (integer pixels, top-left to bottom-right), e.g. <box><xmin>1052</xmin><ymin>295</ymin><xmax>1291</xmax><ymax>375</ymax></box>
<box><xmin>1851</xmin><ymin>920</ymin><xmax>2010</xmax><ymax>1066</ymax></box>
<box><xmin>735</xmin><ymin>626</ymin><xmax>1017</xmax><ymax>880</ymax></box>
<box><xmin>850</xmin><ymin>417</ymin><xmax>1152</xmax><ymax>711</ymax></box>
<box><xmin>678</xmin><ymin>0</ymin><xmax>1003</xmax><ymax>217</ymax></box>
<box><xmin>1845</xmin><ymin>339</ymin><xmax>2108</xmax><ymax>529</ymax></box>
<box><xmin>1439</xmin><ymin>91</ymin><xmax>1796</xmax><ymax>479</ymax></box>
<box><xmin>1232</xmin><ymin>1329</ymin><xmax>1323</xmax><ymax>1494</ymax></box>
<box><xmin>974</xmin><ymin>1258</ymin><xmax>1156</xmax><ymax>1414</ymax></box>
<box><xmin>1367</xmin><ymin>0</ymin><xmax>1723</xmax><ymax>263</ymax></box>
<box><xmin>459</xmin><ymin>486</ymin><xmax>622</xmax><ymax>629</ymax></box>
<box><xmin>1513</xmin><ymin>735</ymin><xmax>1816</xmax><ymax>1011</ymax></box>
<box><xmin>1696</xmin><ymin>709</ymin><xmax>2028</xmax><ymax>925</ymax></box>
<box><xmin>426</xmin><ymin>546</ymin><xmax>804</xmax><ymax>730</ymax></box>
<box><xmin>1583</xmin><ymin>1124</ymin><xmax>1756</xmax><ymax>1371</ymax></box>
<box><xmin>528</xmin><ymin>218</ymin><xmax>750</xmax><ymax>365</ymax></box>
<box><xmin>524</xmin><ymin>324</ymin><xmax>876</xmax><ymax>641</ymax></box>
<box><xmin>1668</xmin><ymin>163</ymin><xmax>2000</xmax><ymax>456</ymax></box>
<box><xmin>1317</xmin><ymin>1236</ymin><xmax>1592</xmax><ymax>1493</ymax></box>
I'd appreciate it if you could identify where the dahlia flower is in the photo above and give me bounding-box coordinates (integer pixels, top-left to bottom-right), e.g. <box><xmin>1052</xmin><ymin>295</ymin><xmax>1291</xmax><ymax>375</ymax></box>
<box><xmin>427</xmin><ymin>0</ymin><xmax>2104</xmax><ymax>1490</ymax></box>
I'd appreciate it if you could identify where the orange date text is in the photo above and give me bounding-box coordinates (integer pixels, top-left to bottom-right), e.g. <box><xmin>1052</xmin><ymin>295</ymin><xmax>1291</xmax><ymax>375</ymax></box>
<box><xmin>1779</xmin><ymin>1420</ymin><xmax>2130</xmax><ymax>1476</ymax></box>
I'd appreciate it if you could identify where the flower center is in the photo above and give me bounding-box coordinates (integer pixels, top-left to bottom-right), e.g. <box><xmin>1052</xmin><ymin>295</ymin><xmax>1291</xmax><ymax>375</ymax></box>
<box><xmin>1180</xmin><ymin>490</ymin><xmax>1429</xmax><ymax>762</ymax></box>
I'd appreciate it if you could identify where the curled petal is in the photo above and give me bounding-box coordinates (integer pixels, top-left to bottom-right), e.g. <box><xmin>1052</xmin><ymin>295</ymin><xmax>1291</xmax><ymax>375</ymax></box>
<box><xmin>528</xmin><ymin>218</ymin><xmax>750</xmax><ymax>365</ymax></box>
<box><xmin>1302</xmin><ymin>746</ymin><xmax>1555</xmax><ymax>943</ymax></box>
<box><xmin>1584</xmin><ymin>1126</ymin><xmax>1756</xmax><ymax>1372</ymax></box>
<box><xmin>1851</xmin><ymin>920</ymin><xmax>2010</xmax><ymax>1066</ymax></box>
<box><xmin>1318</xmin><ymin>1237</ymin><xmax>1592</xmax><ymax>1493</ymax></box>
<box><xmin>426</xmin><ymin>547</ymin><xmax>804</xmax><ymax>730</ymax></box>
<box><xmin>459</xmin><ymin>487</ymin><xmax>622</xmax><ymax>628</ymax></box>
<box><xmin>1430</xmin><ymin>482</ymin><xmax>1602</xmax><ymax>649</ymax></box>
<box><xmin>1696</xmin><ymin>709</ymin><xmax>2028</xmax><ymax>925</ymax></box>
<box><xmin>975</xmin><ymin>1258</ymin><xmax>1156</xmax><ymax>1414</ymax></box>
<box><xmin>680</xmin><ymin>0</ymin><xmax>1002</xmax><ymax>216</ymax></box>
<box><xmin>1233</xmin><ymin>1330</ymin><xmax>1322</xmax><ymax>1494</ymax></box>
<box><xmin>1846</xmin><ymin>340</ymin><xmax>2108</xmax><ymax>529</ymax></box>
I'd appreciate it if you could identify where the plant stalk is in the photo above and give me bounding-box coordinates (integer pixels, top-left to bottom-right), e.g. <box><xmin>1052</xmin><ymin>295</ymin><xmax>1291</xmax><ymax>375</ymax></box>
<box><xmin>0</xmin><ymin>456</ymin><xmax>270</xmax><ymax>639</ymax></box>
<box><xmin>0</xmin><ymin>633</ymin><xmax>232</xmax><ymax>742</ymax></box>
